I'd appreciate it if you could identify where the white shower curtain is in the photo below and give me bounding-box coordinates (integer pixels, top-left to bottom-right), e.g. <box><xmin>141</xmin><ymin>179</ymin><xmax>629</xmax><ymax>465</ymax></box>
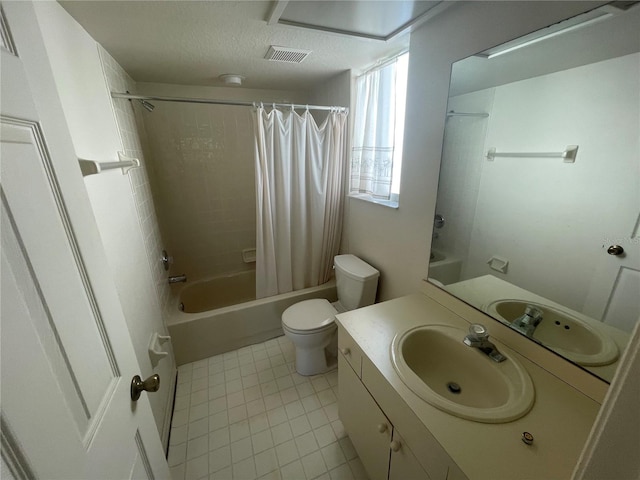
<box><xmin>253</xmin><ymin>107</ymin><xmax>347</xmax><ymax>299</ymax></box>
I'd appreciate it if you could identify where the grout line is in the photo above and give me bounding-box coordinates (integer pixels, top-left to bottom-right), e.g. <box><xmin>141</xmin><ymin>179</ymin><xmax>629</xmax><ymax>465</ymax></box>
<box><xmin>167</xmin><ymin>335</ymin><xmax>361</xmax><ymax>480</ymax></box>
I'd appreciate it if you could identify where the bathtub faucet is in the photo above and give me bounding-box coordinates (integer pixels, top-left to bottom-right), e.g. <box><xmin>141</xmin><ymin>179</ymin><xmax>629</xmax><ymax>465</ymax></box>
<box><xmin>168</xmin><ymin>274</ymin><xmax>187</xmax><ymax>284</ymax></box>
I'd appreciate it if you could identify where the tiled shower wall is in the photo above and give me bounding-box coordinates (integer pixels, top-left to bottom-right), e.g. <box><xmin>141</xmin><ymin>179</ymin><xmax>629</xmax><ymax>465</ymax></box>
<box><xmin>99</xmin><ymin>48</ymin><xmax>173</xmax><ymax>312</ymax></box>
<box><xmin>142</xmin><ymin>102</ymin><xmax>256</xmax><ymax>281</ymax></box>
<box><xmin>139</xmin><ymin>85</ymin><xmax>310</xmax><ymax>283</ymax></box>
<box><xmin>432</xmin><ymin>88</ymin><xmax>494</xmax><ymax>276</ymax></box>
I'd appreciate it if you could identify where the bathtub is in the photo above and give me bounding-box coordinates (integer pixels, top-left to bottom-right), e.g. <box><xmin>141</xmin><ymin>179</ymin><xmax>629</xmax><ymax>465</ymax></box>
<box><xmin>428</xmin><ymin>249</ymin><xmax>462</xmax><ymax>286</ymax></box>
<box><xmin>168</xmin><ymin>270</ymin><xmax>337</xmax><ymax>365</ymax></box>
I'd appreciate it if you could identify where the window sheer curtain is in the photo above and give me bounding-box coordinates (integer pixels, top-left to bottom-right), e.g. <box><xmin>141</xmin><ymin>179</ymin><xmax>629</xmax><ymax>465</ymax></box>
<box><xmin>350</xmin><ymin>58</ymin><xmax>400</xmax><ymax>200</ymax></box>
<box><xmin>253</xmin><ymin>107</ymin><xmax>348</xmax><ymax>299</ymax></box>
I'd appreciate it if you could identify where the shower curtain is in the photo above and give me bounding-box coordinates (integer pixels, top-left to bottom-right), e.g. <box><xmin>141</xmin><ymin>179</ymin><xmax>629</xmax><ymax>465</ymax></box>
<box><xmin>253</xmin><ymin>107</ymin><xmax>348</xmax><ymax>299</ymax></box>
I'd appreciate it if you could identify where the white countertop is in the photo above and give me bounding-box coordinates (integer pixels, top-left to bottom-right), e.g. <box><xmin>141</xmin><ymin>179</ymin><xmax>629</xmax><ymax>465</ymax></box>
<box><xmin>336</xmin><ymin>292</ymin><xmax>601</xmax><ymax>480</ymax></box>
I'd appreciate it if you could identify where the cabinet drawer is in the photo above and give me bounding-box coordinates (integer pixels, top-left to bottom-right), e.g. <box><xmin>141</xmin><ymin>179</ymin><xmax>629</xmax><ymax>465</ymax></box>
<box><xmin>337</xmin><ymin>325</ymin><xmax>363</xmax><ymax>378</ymax></box>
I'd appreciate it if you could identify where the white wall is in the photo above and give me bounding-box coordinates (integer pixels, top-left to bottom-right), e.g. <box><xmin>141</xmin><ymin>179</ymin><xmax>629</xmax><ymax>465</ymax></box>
<box><xmin>344</xmin><ymin>1</ymin><xmax>605</xmax><ymax>302</ymax></box>
<box><xmin>137</xmin><ymin>83</ymin><xmax>310</xmax><ymax>283</ymax></box>
<box><xmin>101</xmin><ymin>52</ymin><xmax>174</xmax><ymax>316</ymax></box>
<box><xmin>309</xmin><ymin>70</ymin><xmax>352</xmax><ymax>125</ymax></box>
<box><xmin>432</xmin><ymin>89</ymin><xmax>494</xmax><ymax>269</ymax></box>
<box><xmin>394</xmin><ymin>4</ymin><xmax>638</xmax><ymax>477</ymax></box>
<box><xmin>451</xmin><ymin>53</ymin><xmax>639</xmax><ymax>315</ymax></box>
<box><xmin>32</xmin><ymin>1</ymin><xmax>175</xmax><ymax>445</ymax></box>
<box><xmin>309</xmin><ymin>70</ymin><xmax>353</xmax><ymax>255</ymax></box>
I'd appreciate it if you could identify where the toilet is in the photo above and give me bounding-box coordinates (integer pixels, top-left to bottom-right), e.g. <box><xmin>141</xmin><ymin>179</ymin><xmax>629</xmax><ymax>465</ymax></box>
<box><xmin>282</xmin><ymin>254</ymin><xmax>379</xmax><ymax>376</ymax></box>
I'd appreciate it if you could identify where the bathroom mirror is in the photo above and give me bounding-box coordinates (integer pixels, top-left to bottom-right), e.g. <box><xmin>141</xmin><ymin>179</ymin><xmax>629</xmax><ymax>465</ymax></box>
<box><xmin>429</xmin><ymin>3</ymin><xmax>640</xmax><ymax>383</ymax></box>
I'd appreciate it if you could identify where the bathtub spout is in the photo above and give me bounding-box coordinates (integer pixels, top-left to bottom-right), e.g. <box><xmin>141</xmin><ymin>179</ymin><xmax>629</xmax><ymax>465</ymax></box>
<box><xmin>169</xmin><ymin>274</ymin><xmax>187</xmax><ymax>284</ymax></box>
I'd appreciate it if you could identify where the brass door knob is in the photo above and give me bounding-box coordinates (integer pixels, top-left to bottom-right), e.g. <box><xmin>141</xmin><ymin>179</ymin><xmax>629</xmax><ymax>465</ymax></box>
<box><xmin>607</xmin><ymin>245</ymin><xmax>624</xmax><ymax>256</ymax></box>
<box><xmin>131</xmin><ymin>374</ymin><xmax>160</xmax><ymax>401</ymax></box>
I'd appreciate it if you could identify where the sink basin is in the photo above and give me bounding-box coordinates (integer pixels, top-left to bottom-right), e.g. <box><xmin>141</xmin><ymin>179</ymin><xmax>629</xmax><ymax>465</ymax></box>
<box><xmin>391</xmin><ymin>324</ymin><xmax>534</xmax><ymax>423</ymax></box>
<box><xmin>485</xmin><ymin>300</ymin><xmax>619</xmax><ymax>366</ymax></box>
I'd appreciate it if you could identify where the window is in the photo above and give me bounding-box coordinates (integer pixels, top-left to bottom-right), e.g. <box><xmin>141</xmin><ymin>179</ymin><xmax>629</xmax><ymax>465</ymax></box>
<box><xmin>350</xmin><ymin>52</ymin><xmax>409</xmax><ymax>207</ymax></box>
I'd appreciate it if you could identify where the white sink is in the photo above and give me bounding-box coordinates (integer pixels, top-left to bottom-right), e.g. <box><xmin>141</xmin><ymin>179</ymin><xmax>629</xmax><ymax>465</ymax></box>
<box><xmin>391</xmin><ymin>324</ymin><xmax>534</xmax><ymax>423</ymax></box>
<box><xmin>485</xmin><ymin>300</ymin><xmax>619</xmax><ymax>366</ymax></box>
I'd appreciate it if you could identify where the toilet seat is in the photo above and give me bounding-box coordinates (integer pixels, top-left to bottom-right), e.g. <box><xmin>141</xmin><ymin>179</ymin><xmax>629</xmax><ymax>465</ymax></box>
<box><xmin>282</xmin><ymin>299</ymin><xmax>337</xmax><ymax>334</ymax></box>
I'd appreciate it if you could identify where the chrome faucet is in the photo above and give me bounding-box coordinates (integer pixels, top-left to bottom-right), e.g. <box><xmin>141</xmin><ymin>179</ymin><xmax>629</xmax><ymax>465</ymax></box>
<box><xmin>168</xmin><ymin>274</ymin><xmax>187</xmax><ymax>284</ymax></box>
<box><xmin>512</xmin><ymin>305</ymin><xmax>544</xmax><ymax>337</ymax></box>
<box><xmin>463</xmin><ymin>324</ymin><xmax>506</xmax><ymax>363</ymax></box>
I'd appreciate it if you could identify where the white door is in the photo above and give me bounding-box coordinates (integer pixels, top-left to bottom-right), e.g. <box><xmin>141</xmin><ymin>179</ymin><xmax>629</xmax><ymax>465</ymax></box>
<box><xmin>583</xmin><ymin>210</ymin><xmax>640</xmax><ymax>333</ymax></box>
<box><xmin>0</xmin><ymin>3</ymin><xmax>170</xmax><ymax>479</ymax></box>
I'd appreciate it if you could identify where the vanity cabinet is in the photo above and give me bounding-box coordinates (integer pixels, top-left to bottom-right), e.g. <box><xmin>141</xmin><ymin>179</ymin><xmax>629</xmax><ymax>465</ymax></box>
<box><xmin>336</xmin><ymin>294</ymin><xmax>603</xmax><ymax>480</ymax></box>
<box><xmin>338</xmin><ymin>351</ymin><xmax>432</xmax><ymax>480</ymax></box>
<box><xmin>388</xmin><ymin>430</ymin><xmax>433</xmax><ymax>480</ymax></box>
<box><xmin>338</xmin><ymin>352</ymin><xmax>393</xmax><ymax>480</ymax></box>
<box><xmin>337</xmin><ymin>329</ymin><xmax>364</xmax><ymax>377</ymax></box>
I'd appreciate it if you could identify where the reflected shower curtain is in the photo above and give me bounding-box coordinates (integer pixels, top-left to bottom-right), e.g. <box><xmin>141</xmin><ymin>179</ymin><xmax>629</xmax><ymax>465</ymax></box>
<box><xmin>253</xmin><ymin>107</ymin><xmax>348</xmax><ymax>299</ymax></box>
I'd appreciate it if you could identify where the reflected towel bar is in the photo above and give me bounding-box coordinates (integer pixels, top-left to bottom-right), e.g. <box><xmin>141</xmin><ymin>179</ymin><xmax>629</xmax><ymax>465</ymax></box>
<box><xmin>79</xmin><ymin>152</ymin><xmax>140</xmax><ymax>176</ymax></box>
<box><xmin>486</xmin><ymin>145</ymin><xmax>578</xmax><ymax>163</ymax></box>
<box><xmin>447</xmin><ymin>110</ymin><xmax>489</xmax><ymax>118</ymax></box>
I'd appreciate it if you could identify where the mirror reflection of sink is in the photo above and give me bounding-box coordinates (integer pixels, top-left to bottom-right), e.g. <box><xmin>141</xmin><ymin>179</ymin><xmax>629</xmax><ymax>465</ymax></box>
<box><xmin>485</xmin><ymin>300</ymin><xmax>619</xmax><ymax>367</ymax></box>
<box><xmin>391</xmin><ymin>324</ymin><xmax>534</xmax><ymax>423</ymax></box>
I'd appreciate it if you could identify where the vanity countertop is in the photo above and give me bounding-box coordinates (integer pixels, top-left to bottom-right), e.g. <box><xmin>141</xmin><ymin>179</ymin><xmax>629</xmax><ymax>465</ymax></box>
<box><xmin>336</xmin><ymin>292</ymin><xmax>601</xmax><ymax>480</ymax></box>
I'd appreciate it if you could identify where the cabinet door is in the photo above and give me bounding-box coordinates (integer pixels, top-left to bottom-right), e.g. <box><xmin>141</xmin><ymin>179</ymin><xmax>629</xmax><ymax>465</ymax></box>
<box><xmin>389</xmin><ymin>430</ymin><xmax>432</xmax><ymax>480</ymax></box>
<box><xmin>338</xmin><ymin>353</ymin><xmax>392</xmax><ymax>480</ymax></box>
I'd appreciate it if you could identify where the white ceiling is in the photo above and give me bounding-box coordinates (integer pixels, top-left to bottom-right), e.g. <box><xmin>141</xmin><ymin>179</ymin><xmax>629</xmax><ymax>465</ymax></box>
<box><xmin>450</xmin><ymin>3</ymin><xmax>640</xmax><ymax>97</ymax></box>
<box><xmin>59</xmin><ymin>0</ymin><xmax>428</xmax><ymax>92</ymax></box>
<box><xmin>58</xmin><ymin>1</ymin><xmax>639</xmax><ymax>96</ymax></box>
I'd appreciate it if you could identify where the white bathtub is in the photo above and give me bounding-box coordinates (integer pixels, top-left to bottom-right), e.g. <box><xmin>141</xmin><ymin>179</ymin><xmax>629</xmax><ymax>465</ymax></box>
<box><xmin>428</xmin><ymin>249</ymin><xmax>462</xmax><ymax>285</ymax></box>
<box><xmin>168</xmin><ymin>270</ymin><xmax>337</xmax><ymax>365</ymax></box>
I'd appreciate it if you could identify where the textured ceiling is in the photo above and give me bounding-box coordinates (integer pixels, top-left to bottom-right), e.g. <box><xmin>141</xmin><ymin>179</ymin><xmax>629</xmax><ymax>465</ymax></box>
<box><xmin>60</xmin><ymin>0</ymin><xmax>415</xmax><ymax>92</ymax></box>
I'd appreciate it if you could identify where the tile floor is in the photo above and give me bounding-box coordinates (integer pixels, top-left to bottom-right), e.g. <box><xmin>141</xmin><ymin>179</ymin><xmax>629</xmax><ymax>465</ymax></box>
<box><xmin>168</xmin><ymin>335</ymin><xmax>370</xmax><ymax>480</ymax></box>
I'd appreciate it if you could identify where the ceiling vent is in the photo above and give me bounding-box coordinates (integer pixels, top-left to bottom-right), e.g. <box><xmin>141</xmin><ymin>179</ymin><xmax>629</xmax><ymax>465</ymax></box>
<box><xmin>264</xmin><ymin>46</ymin><xmax>311</xmax><ymax>63</ymax></box>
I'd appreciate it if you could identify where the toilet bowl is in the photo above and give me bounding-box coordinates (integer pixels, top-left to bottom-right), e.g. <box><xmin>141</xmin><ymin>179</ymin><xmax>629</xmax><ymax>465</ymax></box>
<box><xmin>282</xmin><ymin>299</ymin><xmax>338</xmax><ymax>376</ymax></box>
<box><xmin>282</xmin><ymin>255</ymin><xmax>379</xmax><ymax>376</ymax></box>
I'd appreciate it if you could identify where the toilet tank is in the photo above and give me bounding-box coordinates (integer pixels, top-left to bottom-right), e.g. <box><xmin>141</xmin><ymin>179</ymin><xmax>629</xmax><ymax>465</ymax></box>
<box><xmin>334</xmin><ymin>254</ymin><xmax>380</xmax><ymax>310</ymax></box>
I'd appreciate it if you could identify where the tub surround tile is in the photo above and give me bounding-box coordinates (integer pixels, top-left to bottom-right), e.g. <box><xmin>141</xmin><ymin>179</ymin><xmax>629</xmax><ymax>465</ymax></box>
<box><xmin>167</xmin><ymin>335</ymin><xmax>368</xmax><ymax>480</ymax></box>
<box><xmin>142</xmin><ymin>97</ymin><xmax>262</xmax><ymax>281</ymax></box>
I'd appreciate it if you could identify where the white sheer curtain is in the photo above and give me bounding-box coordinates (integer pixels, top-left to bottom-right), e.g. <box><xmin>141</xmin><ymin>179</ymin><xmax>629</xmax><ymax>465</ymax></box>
<box><xmin>350</xmin><ymin>57</ymin><xmax>400</xmax><ymax>199</ymax></box>
<box><xmin>253</xmin><ymin>107</ymin><xmax>347</xmax><ymax>299</ymax></box>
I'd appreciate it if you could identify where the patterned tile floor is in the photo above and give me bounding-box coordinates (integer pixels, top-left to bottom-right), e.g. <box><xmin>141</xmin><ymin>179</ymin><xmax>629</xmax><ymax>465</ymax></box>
<box><xmin>168</xmin><ymin>335</ymin><xmax>369</xmax><ymax>480</ymax></box>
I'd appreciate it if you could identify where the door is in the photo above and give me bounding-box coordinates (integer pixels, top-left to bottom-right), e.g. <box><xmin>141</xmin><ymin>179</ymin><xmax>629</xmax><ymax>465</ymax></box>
<box><xmin>583</xmin><ymin>210</ymin><xmax>640</xmax><ymax>333</ymax></box>
<box><xmin>0</xmin><ymin>3</ymin><xmax>170</xmax><ymax>478</ymax></box>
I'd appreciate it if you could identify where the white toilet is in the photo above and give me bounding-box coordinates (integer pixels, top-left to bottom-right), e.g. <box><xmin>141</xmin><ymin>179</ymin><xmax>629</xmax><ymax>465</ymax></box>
<box><xmin>282</xmin><ymin>254</ymin><xmax>379</xmax><ymax>376</ymax></box>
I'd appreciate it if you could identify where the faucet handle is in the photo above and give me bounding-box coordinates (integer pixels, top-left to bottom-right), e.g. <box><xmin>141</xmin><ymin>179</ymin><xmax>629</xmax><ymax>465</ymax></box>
<box><xmin>468</xmin><ymin>323</ymin><xmax>488</xmax><ymax>340</ymax></box>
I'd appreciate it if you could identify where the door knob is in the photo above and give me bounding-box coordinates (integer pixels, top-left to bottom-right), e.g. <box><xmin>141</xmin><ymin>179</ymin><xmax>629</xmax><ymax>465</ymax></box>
<box><xmin>607</xmin><ymin>245</ymin><xmax>624</xmax><ymax>256</ymax></box>
<box><xmin>131</xmin><ymin>374</ymin><xmax>160</xmax><ymax>401</ymax></box>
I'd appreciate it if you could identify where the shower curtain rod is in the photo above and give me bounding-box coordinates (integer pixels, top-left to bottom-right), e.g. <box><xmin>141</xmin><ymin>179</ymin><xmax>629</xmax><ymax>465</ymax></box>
<box><xmin>111</xmin><ymin>92</ymin><xmax>348</xmax><ymax>113</ymax></box>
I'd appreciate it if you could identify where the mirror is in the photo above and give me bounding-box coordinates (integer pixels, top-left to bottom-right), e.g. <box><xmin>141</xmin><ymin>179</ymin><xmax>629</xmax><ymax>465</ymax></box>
<box><xmin>429</xmin><ymin>3</ymin><xmax>640</xmax><ymax>383</ymax></box>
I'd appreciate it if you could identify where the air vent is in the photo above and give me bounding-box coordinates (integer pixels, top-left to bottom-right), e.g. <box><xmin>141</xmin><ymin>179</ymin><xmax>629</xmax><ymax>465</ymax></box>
<box><xmin>264</xmin><ymin>46</ymin><xmax>311</xmax><ymax>63</ymax></box>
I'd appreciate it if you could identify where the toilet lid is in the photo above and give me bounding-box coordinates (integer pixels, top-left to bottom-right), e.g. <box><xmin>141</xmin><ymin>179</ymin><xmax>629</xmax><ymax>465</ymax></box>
<box><xmin>282</xmin><ymin>299</ymin><xmax>337</xmax><ymax>331</ymax></box>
